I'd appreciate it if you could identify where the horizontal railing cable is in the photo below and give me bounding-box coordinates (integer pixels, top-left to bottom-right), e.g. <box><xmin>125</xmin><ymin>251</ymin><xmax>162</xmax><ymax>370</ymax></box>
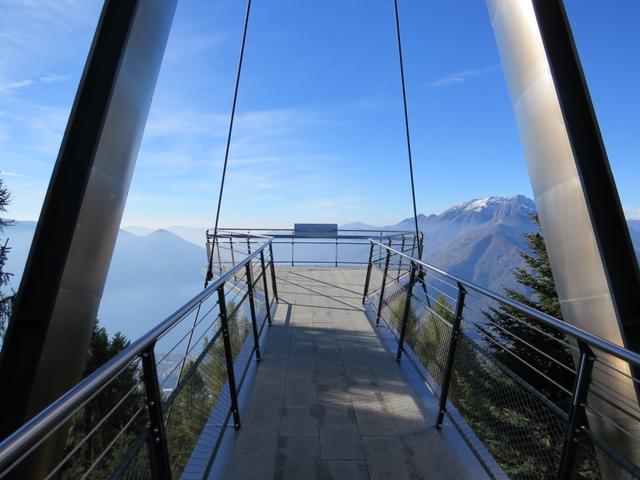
<box><xmin>368</xmin><ymin>238</ymin><xmax>640</xmax><ymax>369</ymax></box>
<box><xmin>0</xmin><ymin>240</ymin><xmax>274</xmax><ymax>477</ymax></box>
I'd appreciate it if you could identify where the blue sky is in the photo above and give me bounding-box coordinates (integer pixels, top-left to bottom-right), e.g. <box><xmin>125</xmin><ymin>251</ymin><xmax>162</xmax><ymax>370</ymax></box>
<box><xmin>1</xmin><ymin>0</ymin><xmax>638</xmax><ymax>228</ymax></box>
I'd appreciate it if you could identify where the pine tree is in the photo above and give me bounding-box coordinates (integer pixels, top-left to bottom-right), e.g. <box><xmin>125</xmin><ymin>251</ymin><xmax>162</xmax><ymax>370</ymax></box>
<box><xmin>384</xmin><ymin>221</ymin><xmax>597</xmax><ymax>478</ymax></box>
<box><xmin>483</xmin><ymin>214</ymin><xmax>574</xmax><ymax>406</ymax></box>
<box><xmin>0</xmin><ymin>175</ymin><xmax>14</xmax><ymax>342</ymax></box>
<box><xmin>61</xmin><ymin>321</ymin><xmax>145</xmax><ymax>479</ymax></box>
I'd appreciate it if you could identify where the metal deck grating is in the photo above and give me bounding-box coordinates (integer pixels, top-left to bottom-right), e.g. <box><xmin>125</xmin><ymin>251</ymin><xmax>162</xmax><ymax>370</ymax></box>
<box><xmin>223</xmin><ymin>267</ymin><xmax>477</xmax><ymax>480</ymax></box>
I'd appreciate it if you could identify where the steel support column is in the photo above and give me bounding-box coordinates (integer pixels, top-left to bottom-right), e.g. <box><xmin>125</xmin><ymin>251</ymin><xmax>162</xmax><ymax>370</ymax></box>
<box><xmin>487</xmin><ymin>0</ymin><xmax>640</xmax><ymax>469</ymax></box>
<box><xmin>0</xmin><ymin>0</ymin><xmax>177</xmax><ymax>475</ymax></box>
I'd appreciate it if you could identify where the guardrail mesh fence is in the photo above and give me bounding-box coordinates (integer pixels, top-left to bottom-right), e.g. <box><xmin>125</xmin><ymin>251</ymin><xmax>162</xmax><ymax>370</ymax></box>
<box><xmin>0</xmin><ymin>237</ymin><xmax>276</xmax><ymax>480</ymax></box>
<box><xmin>366</xmin><ymin>240</ymin><xmax>639</xmax><ymax>479</ymax></box>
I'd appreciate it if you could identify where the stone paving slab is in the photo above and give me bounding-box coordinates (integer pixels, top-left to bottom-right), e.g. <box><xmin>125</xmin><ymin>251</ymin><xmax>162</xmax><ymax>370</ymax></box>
<box><xmin>224</xmin><ymin>268</ymin><xmax>476</xmax><ymax>480</ymax></box>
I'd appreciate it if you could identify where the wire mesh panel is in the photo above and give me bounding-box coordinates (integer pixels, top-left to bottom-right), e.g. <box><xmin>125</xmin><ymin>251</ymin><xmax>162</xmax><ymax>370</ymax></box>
<box><xmin>164</xmin><ymin>327</ymin><xmax>229</xmax><ymax>478</ymax></box>
<box><xmin>364</xmin><ymin>238</ymin><xmax>640</xmax><ymax>480</ymax></box>
<box><xmin>448</xmin><ymin>336</ymin><xmax>567</xmax><ymax>478</ymax></box>
<box><xmin>111</xmin><ymin>439</ymin><xmax>151</xmax><ymax>480</ymax></box>
<box><xmin>0</xmin><ymin>237</ymin><xmax>277</xmax><ymax>480</ymax></box>
<box><xmin>0</xmin><ymin>357</ymin><xmax>151</xmax><ymax>480</ymax></box>
<box><xmin>61</xmin><ymin>372</ymin><xmax>148</xmax><ymax>480</ymax></box>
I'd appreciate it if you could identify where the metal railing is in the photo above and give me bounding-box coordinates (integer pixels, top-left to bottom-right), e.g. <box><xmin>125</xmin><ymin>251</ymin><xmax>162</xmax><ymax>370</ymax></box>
<box><xmin>207</xmin><ymin>227</ymin><xmax>418</xmax><ymax>267</ymax></box>
<box><xmin>0</xmin><ymin>235</ymin><xmax>277</xmax><ymax>479</ymax></box>
<box><xmin>363</xmin><ymin>239</ymin><xmax>640</xmax><ymax>480</ymax></box>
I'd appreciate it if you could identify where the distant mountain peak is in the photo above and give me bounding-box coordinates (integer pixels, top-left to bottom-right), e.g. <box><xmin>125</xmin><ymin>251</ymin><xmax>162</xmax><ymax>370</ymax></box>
<box><xmin>448</xmin><ymin>195</ymin><xmax>535</xmax><ymax>215</ymax></box>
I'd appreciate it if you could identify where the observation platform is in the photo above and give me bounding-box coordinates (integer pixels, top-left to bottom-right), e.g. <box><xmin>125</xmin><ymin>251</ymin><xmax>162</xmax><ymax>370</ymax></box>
<box><xmin>222</xmin><ymin>267</ymin><xmax>482</xmax><ymax>480</ymax></box>
<box><xmin>7</xmin><ymin>232</ymin><xmax>638</xmax><ymax>479</ymax></box>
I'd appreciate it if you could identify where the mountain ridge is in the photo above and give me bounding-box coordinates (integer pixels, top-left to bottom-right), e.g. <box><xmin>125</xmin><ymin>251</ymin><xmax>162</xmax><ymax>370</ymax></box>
<box><xmin>6</xmin><ymin>195</ymin><xmax>640</xmax><ymax>339</ymax></box>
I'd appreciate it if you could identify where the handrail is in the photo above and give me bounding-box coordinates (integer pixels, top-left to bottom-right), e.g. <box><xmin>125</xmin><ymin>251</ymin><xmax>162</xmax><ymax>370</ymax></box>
<box><xmin>212</xmin><ymin>230</ymin><xmax>274</xmax><ymax>240</ymax></box>
<box><xmin>207</xmin><ymin>228</ymin><xmax>419</xmax><ymax>268</ymax></box>
<box><xmin>0</xmin><ymin>238</ymin><xmax>273</xmax><ymax>474</ymax></box>
<box><xmin>369</xmin><ymin>238</ymin><xmax>640</xmax><ymax>369</ymax></box>
<box><xmin>208</xmin><ymin>227</ymin><xmax>412</xmax><ymax>234</ymax></box>
<box><xmin>366</xmin><ymin>237</ymin><xmax>640</xmax><ymax>478</ymax></box>
<box><xmin>208</xmin><ymin>229</ymin><xmax>413</xmax><ymax>240</ymax></box>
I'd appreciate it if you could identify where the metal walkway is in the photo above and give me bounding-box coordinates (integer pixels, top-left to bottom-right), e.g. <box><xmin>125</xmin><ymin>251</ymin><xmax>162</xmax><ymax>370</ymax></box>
<box><xmin>224</xmin><ymin>268</ymin><xmax>476</xmax><ymax>480</ymax></box>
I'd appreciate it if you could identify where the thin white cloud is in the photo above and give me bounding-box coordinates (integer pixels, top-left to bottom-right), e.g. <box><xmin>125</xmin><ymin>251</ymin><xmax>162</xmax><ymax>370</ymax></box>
<box><xmin>0</xmin><ymin>73</ymin><xmax>67</xmax><ymax>95</ymax></box>
<box><xmin>164</xmin><ymin>32</ymin><xmax>227</xmax><ymax>63</ymax></box>
<box><xmin>0</xmin><ymin>79</ymin><xmax>34</xmax><ymax>93</ymax></box>
<box><xmin>39</xmin><ymin>73</ymin><xmax>68</xmax><ymax>83</ymax></box>
<box><xmin>0</xmin><ymin>0</ymin><xmax>100</xmax><ymax>86</ymax></box>
<box><xmin>426</xmin><ymin>64</ymin><xmax>500</xmax><ymax>88</ymax></box>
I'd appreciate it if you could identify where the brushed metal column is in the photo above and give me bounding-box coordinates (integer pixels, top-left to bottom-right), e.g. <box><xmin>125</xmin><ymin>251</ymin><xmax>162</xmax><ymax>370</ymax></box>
<box><xmin>486</xmin><ymin>0</ymin><xmax>640</xmax><ymax>471</ymax></box>
<box><xmin>0</xmin><ymin>0</ymin><xmax>177</xmax><ymax>475</ymax></box>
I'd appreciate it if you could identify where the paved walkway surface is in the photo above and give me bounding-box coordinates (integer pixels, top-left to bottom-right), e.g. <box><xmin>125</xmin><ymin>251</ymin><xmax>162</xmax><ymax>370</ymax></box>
<box><xmin>224</xmin><ymin>268</ymin><xmax>474</xmax><ymax>480</ymax></box>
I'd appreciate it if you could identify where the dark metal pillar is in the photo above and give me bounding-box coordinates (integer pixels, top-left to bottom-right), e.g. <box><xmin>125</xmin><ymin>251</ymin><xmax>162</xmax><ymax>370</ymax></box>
<box><xmin>487</xmin><ymin>0</ymin><xmax>640</xmax><ymax>469</ymax></box>
<box><xmin>141</xmin><ymin>347</ymin><xmax>172</xmax><ymax>480</ymax></box>
<box><xmin>0</xmin><ymin>0</ymin><xmax>177</xmax><ymax>474</ymax></box>
<box><xmin>376</xmin><ymin>242</ymin><xmax>392</xmax><ymax>326</ymax></box>
<box><xmin>218</xmin><ymin>286</ymin><xmax>241</xmax><ymax>429</ymax></box>
<box><xmin>557</xmin><ymin>342</ymin><xmax>594</xmax><ymax>479</ymax></box>
<box><xmin>269</xmin><ymin>243</ymin><xmax>278</xmax><ymax>301</ymax></box>
<box><xmin>245</xmin><ymin>263</ymin><xmax>261</xmax><ymax>361</ymax></box>
<box><xmin>260</xmin><ymin>251</ymin><xmax>272</xmax><ymax>326</ymax></box>
<box><xmin>436</xmin><ymin>283</ymin><xmax>466</xmax><ymax>428</ymax></box>
<box><xmin>396</xmin><ymin>263</ymin><xmax>417</xmax><ymax>362</ymax></box>
<box><xmin>530</xmin><ymin>0</ymin><xmax>640</xmax><ymax>357</ymax></box>
<box><xmin>362</xmin><ymin>243</ymin><xmax>375</xmax><ymax>303</ymax></box>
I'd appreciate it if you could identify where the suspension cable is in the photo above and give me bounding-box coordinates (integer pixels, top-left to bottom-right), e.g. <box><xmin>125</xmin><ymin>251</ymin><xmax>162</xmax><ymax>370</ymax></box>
<box><xmin>170</xmin><ymin>0</ymin><xmax>254</xmax><ymax>425</ymax></box>
<box><xmin>205</xmin><ymin>0</ymin><xmax>253</xmax><ymax>287</ymax></box>
<box><xmin>392</xmin><ymin>0</ymin><xmax>422</xmax><ymax>258</ymax></box>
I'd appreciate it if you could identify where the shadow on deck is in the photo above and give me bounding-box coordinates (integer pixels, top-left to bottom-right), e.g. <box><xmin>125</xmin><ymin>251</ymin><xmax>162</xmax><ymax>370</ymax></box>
<box><xmin>219</xmin><ymin>268</ymin><xmax>486</xmax><ymax>480</ymax></box>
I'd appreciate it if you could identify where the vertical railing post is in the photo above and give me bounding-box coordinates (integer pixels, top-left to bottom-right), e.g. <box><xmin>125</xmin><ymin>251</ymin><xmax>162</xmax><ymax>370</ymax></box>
<box><xmin>141</xmin><ymin>347</ymin><xmax>171</xmax><ymax>480</ymax></box>
<box><xmin>246</xmin><ymin>236</ymin><xmax>251</xmax><ymax>255</ymax></box>
<box><xmin>217</xmin><ymin>286</ymin><xmax>241</xmax><ymax>429</ymax></box>
<box><xmin>245</xmin><ymin>262</ymin><xmax>261</xmax><ymax>361</ymax></box>
<box><xmin>397</xmin><ymin>235</ymin><xmax>405</xmax><ymax>278</ymax></box>
<box><xmin>229</xmin><ymin>236</ymin><xmax>236</xmax><ymax>268</ymax></box>
<box><xmin>260</xmin><ymin>250</ymin><xmax>272</xmax><ymax>326</ymax></box>
<box><xmin>436</xmin><ymin>282</ymin><xmax>466</xmax><ymax>428</ymax></box>
<box><xmin>215</xmin><ymin>237</ymin><xmax>223</xmax><ymax>273</ymax></box>
<box><xmin>335</xmin><ymin>236</ymin><xmax>339</xmax><ymax>267</ymax></box>
<box><xmin>269</xmin><ymin>243</ymin><xmax>279</xmax><ymax>301</ymax></box>
<box><xmin>557</xmin><ymin>342</ymin><xmax>595</xmax><ymax>479</ymax></box>
<box><xmin>362</xmin><ymin>242</ymin><xmax>375</xmax><ymax>304</ymax></box>
<box><xmin>229</xmin><ymin>236</ymin><xmax>237</xmax><ymax>283</ymax></box>
<box><xmin>396</xmin><ymin>262</ymin><xmax>417</xmax><ymax>362</ymax></box>
<box><xmin>376</xmin><ymin>241</ymin><xmax>392</xmax><ymax>326</ymax></box>
<box><xmin>291</xmin><ymin>236</ymin><xmax>294</xmax><ymax>267</ymax></box>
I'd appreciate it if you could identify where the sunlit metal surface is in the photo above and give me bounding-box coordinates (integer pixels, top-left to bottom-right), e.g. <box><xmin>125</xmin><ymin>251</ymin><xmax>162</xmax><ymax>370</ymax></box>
<box><xmin>487</xmin><ymin>0</ymin><xmax>640</xmax><ymax>471</ymax></box>
<box><xmin>367</xmin><ymin>238</ymin><xmax>640</xmax><ymax>478</ymax></box>
<box><xmin>14</xmin><ymin>0</ymin><xmax>178</xmax><ymax>476</ymax></box>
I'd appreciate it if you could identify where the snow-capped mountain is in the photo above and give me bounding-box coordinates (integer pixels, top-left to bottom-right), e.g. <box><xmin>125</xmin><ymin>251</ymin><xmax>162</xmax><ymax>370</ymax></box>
<box><xmin>389</xmin><ymin>195</ymin><xmax>535</xmax><ymax>248</ymax></box>
<box><xmin>5</xmin><ymin>195</ymin><xmax>638</xmax><ymax>340</ymax></box>
<box><xmin>383</xmin><ymin>195</ymin><xmax>538</xmax><ymax>293</ymax></box>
